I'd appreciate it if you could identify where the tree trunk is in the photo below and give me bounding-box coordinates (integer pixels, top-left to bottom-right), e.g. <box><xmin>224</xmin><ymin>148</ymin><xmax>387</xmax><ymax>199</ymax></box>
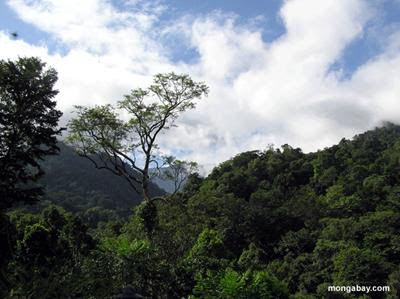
<box><xmin>142</xmin><ymin>174</ymin><xmax>150</xmax><ymax>202</ymax></box>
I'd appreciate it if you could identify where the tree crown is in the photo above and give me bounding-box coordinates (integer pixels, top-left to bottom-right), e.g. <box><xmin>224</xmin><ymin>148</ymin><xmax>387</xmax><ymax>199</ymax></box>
<box><xmin>67</xmin><ymin>72</ymin><xmax>208</xmax><ymax>201</ymax></box>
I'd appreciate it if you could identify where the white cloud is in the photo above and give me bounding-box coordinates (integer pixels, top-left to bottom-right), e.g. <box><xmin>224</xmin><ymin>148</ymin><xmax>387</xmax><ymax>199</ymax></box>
<box><xmin>1</xmin><ymin>0</ymin><xmax>400</xmax><ymax>172</ymax></box>
<box><xmin>4</xmin><ymin>0</ymin><xmax>174</xmax><ymax>123</ymax></box>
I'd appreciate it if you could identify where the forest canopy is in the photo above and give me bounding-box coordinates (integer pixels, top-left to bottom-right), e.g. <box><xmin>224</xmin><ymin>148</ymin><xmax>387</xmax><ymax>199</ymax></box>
<box><xmin>1</xmin><ymin>57</ymin><xmax>400</xmax><ymax>298</ymax></box>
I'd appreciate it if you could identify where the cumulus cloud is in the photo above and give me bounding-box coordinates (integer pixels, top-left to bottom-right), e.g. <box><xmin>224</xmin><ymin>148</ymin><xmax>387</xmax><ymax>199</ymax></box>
<box><xmin>3</xmin><ymin>0</ymin><xmax>174</xmax><ymax>122</ymax></box>
<box><xmin>1</xmin><ymin>0</ymin><xmax>400</xmax><ymax>171</ymax></box>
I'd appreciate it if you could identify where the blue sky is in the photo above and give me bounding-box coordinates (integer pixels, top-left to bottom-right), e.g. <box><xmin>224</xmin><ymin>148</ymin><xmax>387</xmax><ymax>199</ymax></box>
<box><xmin>1</xmin><ymin>0</ymin><xmax>400</xmax><ymax>170</ymax></box>
<box><xmin>2</xmin><ymin>1</ymin><xmax>398</xmax><ymax>74</ymax></box>
<box><xmin>0</xmin><ymin>1</ymin><xmax>285</xmax><ymax>57</ymax></box>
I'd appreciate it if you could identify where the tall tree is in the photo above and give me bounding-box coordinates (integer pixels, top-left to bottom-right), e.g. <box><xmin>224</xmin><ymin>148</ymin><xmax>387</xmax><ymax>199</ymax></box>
<box><xmin>67</xmin><ymin>73</ymin><xmax>208</xmax><ymax>203</ymax></box>
<box><xmin>0</xmin><ymin>57</ymin><xmax>63</xmax><ymax>211</ymax></box>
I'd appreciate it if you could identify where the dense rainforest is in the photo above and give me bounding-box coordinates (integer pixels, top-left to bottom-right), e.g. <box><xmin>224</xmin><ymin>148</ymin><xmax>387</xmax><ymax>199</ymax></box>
<box><xmin>1</xmin><ymin>57</ymin><xmax>400</xmax><ymax>298</ymax></box>
<box><xmin>37</xmin><ymin>142</ymin><xmax>165</xmax><ymax>225</ymax></box>
<box><xmin>1</xmin><ymin>123</ymin><xmax>400</xmax><ymax>298</ymax></box>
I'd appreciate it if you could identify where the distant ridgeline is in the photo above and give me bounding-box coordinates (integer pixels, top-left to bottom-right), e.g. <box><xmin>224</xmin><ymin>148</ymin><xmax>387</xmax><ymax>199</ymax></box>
<box><xmin>36</xmin><ymin>142</ymin><xmax>165</xmax><ymax>218</ymax></box>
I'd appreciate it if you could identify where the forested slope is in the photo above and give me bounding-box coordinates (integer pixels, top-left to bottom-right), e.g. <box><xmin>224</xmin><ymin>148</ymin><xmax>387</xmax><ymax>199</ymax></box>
<box><xmin>3</xmin><ymin>123</ymin><xmax>400</xmax><ymax>298</ymax></box>
<box><xmin>35</xmin><ymin>142</ymin><xmax>165</xmax><ymax>220</ymax></box>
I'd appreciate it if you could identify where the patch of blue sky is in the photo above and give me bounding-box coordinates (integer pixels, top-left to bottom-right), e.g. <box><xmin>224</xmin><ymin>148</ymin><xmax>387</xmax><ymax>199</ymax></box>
<box><xmin>168</xmin><ymin>148</ymin><xmax>193</xmax><ymax>158</ymax></box>
<box><xmin>0</xmin><ymin>2</ymin><xmax>69</xmax><ymax>56</ymax></box>
<box><xmin>328</xmin><ymin>0</ymin><xmax>400</xmax><ymax>80</ymax></box>
<box><xmin>2</xmin><ymin>0</ymin><xmax>399</xmax><ymax>73</ymax></box>
<box><xmin>162</xmin><ymin>0</ymin><xmax>284</xmax><ymax>33</ymax></box>
<box><xmin>328</xmin><ymin>31</ymin><xmax>381</xmax><ymax>80</ymax></box>
<box><xmin>381</xmin><ymin>0</ymin><xmax>400</xmax><ymax>23</ymax></box>
<box><xmin>160</xmin><ymin>0</ymin><xmax>399</xmax><ymax>77</ymax></box>
<box><xmin>147</xmin><ymin>0</ymin><xmax>286</xmax><ymax>64</ymax></box>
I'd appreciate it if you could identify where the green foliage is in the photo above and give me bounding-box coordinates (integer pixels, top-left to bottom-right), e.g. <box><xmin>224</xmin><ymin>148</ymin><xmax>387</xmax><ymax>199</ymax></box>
<box><xmin>37</xmin><ymin>142</ymin><xmax>165</xmax><ymax>222</ymax></box>
<box><xmin>98</xmin><ymin>234</ymin><xmax>175</xmax><ymax>297</ymax></box>
<box><xmin>0</xmin><ymin>57</ymin><xmax>63</xmax><ymax>211</ymax></box>
<box><xmin>0</xmin><ymin>214</ymin><xmax>15</xmax><ymax>295</ymax></box>
<box><xmin>333</xmin><ymin>246</ymin><xmax>388</xmax><ymax>286</ymax></box>
<box><xmin>67</xmin><ymin>72</ymin><xmax>208</xmax><ymax>202</ymax></box>
<box><xmin>135</xmin><ymin>201</ymin><xmax>159</xmax><ymax>235</ymax></box>
<box><xmin>4</xmin><ymin>110</ymin><xmax>400</xmax><ymax>298</ymax></box>
<box><xmin>186</xmin><ymin>228</ymin><xmax>229</xmax><ymax>275</ymax></box>
<box><xmin>387</xmin><ymin>268</ymin><xmax>400</xmax><ymax>299</ymax></box>
<box><xmin>4</xmin><ymin>206</ymin><xmax>96</xmax><ymax>298</ymax></box>
<box><xmin>238</xmin><ymin>243</ymin><xmax>264</xmax><ymax>271</ymax></box>
<box><xmin>191</xmin><ymin>268</ymin><xmax>288</xmax><ymax>298</ymax></box>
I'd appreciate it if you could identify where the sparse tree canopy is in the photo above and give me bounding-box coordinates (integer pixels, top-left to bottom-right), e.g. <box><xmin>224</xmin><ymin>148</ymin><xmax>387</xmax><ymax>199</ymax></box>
<box><xmin>0</xmin><ymin>57</ymin><xmax>63</xmax><ymax>211</ymax></box>
<box><xmin>66</xmin><ymin>72</ymin><xmax>208</xmax><ymax>202</ymax></box>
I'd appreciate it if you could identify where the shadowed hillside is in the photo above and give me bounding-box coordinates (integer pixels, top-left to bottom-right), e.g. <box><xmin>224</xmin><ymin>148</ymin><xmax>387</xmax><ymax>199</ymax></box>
<box><xmin>36</xmin><ymin>142</ymin><xmax>165</xmax><ymax>218</ymax></box>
